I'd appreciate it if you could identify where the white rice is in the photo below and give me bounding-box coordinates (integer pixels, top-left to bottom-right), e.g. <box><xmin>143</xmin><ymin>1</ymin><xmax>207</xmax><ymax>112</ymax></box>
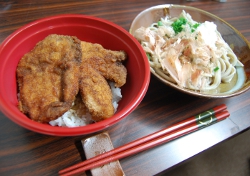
<box><xmin>49</xmin><ymin>81</ymin><xmax>122</xmax><ymax>127</ymax></box>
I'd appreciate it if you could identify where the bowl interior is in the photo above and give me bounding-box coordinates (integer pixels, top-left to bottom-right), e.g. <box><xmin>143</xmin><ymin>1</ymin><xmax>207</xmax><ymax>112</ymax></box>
<box><xmin>130</xmin><ymin>4</ymin><xmax>250</xmax><ymax>98</ymax></box>
<box><xmin>0</xmin><ymin>14</ymin><xmax>150</xmax><ymax>136</ymax></box>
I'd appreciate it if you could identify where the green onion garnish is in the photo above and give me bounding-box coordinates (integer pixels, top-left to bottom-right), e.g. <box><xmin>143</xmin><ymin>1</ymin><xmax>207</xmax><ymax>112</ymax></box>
<box><xmin>214</xmin><ymin>67</ymin><xmax>219</xmax><ymax>72</ymax></box>
<box><xmin>191</xmin><ymin>23</ymin><xmax>200</xmax><ymax>33</ymax></box>
<box><xmin>171</xmin><ymin>17</ymin><xmax>187</xmax><ymax>34</ymax></box>
<box><xmin>146</xmin><ymin>53</ymin><xmax>152</xmax><ymax>61</ymax></box>
<box><xmin>158</xmin><ymin>21</ymin><xmax>163</xmax><ymax>26</ymax></box>
<box><xmin>193</xmin><ymin>23</ymin><xmax>200</xmax><ymax>29</ymax></box>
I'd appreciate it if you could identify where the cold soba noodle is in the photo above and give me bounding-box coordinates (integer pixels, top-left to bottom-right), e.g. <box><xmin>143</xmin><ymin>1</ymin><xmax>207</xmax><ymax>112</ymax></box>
<box><xmin>134</xmin><ymin>11</ymin><xmax>243</xmax><ymax>91</ymax></box>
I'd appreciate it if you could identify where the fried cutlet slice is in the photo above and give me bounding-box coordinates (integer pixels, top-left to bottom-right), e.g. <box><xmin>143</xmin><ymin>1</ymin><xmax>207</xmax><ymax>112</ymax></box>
<box><xmin>81</xmin><ymin>41</ymin><xmax>127</xmax><ymax>87</ymax></box>
<box><xmin>17</xmin><ymin>34</ymin><xmax>82</xmax><ymax>123</ymax></box>
<box><xmin>79</xmin><ymin>64</ymin><xmax>114</xmax><ymax>121</ymax></box>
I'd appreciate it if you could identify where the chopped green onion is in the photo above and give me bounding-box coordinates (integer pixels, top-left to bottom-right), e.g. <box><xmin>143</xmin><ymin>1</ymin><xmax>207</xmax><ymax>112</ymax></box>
<box><xmin>191</xmin><ymin>23</ymin><xmax>200</xmax><ymax>33</ymax></box>
<box><xmin>146</xmin><ymin>53</ymin><xmax>152</xmax><ymax>61</ymax></box>
<box><xmin>214</xmin><ymin>67</ymin><xmax>219</xmax><ymax>72</ymax></box>
<box><xmin>171</xmin><ymin>17</ymin><xmax>187</xmax><ymax>34</ymax></box>
<box><xmin>193</xmin><ymin>23</ymin><xmax>200</xmax><ymax>29</ymax></box>
<box><xmin>158</xmin><ymin>21</ymin><xmax>163</xmax><ymax>26</ymax></box>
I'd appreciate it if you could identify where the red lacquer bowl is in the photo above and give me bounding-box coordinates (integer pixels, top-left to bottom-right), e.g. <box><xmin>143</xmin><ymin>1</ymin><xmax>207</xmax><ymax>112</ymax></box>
<box><xmin>0</xmin><ymin>14</ymin><xmax>150</xmax><ymax>136</ymax></box>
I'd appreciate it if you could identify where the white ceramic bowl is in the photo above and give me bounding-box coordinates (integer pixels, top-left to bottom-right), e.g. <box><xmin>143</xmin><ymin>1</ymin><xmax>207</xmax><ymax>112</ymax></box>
<box><xmin>130</xmin><ymin>4</ymin><xmax>250</xmax><ymax>98</ymax></box>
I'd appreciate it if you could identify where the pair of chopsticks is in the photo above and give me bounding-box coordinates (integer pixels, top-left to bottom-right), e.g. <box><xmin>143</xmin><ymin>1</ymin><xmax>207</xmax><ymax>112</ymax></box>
<box><xmin>59</xmin><ymin>104</ymin><xmax>229</xmax><ymax>176</ymax></box>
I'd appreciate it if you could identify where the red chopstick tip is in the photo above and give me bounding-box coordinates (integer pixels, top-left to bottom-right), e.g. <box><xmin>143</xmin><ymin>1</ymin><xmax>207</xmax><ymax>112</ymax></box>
<box><xmin>215</xmin><ymin>110</ymin><xmax>230</xmax><ymax>121</ymax></box>
<box><xmin>213</xmin><ymin>104</ymin><xmax>227</xmax><ymax>113</ymax></box>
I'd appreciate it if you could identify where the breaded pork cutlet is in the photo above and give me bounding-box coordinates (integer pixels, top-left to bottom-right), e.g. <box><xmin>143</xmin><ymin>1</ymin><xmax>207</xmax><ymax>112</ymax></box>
<box><xmin>79</xmin><ymin>65</ymin><xmax>114</xmax><ymax>121</ymax></box>
<box><xmin>80</xmin><ymin>41</ymin><xmax>127</xmax><ymax>87</ymax></box>
<box><xmin>17</xmin><ymin>34</ymin><xmax>82</xmax><ymax>123</ymax></box>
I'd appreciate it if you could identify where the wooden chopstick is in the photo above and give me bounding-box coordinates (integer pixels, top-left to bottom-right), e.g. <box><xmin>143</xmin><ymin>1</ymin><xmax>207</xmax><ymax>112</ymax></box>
<box><xmin>59</xmin><ymin>104</ymin><xmax>229</xmax><ymax>176</ymax></box>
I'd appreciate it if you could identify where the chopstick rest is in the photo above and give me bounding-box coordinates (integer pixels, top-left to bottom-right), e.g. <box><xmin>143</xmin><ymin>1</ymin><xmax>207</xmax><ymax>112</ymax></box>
<box><xmin>81</xmin><ymin>132</ymin><xmax>125</xmax><ymax>176</ymax></box>
<box><xmin>59</xmin><ymin>104</ymin><xmax>229</xmax><ymax>176</ymax></box>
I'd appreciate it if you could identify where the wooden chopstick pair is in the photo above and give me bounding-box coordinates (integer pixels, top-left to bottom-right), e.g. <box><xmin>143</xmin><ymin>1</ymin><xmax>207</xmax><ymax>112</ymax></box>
<box><xmin>59</xmin><ymin>104</ymin><xmax>229</xmax><ymax>176</ymax></box>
